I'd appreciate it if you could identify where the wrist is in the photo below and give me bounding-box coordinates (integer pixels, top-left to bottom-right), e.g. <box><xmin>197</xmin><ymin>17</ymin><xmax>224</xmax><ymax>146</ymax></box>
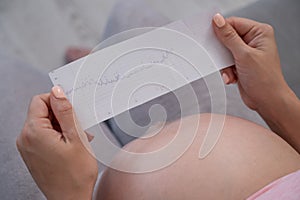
<box><xmin>257</xmin><ymin>85</ymin><xmax>300</xmax><ymax>152</ymax></box>
<box><xmin>257</xmin><ymin>86</ymin><xmax>299</xmax><ymax>130</ymax></box>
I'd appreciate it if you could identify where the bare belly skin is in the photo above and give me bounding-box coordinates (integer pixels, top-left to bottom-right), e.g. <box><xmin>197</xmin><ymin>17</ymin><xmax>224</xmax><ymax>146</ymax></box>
<box><xmin>96</xmin><ymin>114</ymin><xmax>300</xmax><ymax>200</ymax></box>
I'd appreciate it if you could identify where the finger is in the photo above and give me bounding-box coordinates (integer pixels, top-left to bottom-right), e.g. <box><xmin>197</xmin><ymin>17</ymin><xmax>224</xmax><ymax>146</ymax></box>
<box><xmin>213</xmin><ymin>13</ymin><xmax>248</xmax><ymax>56</ymax></box>
<box><xmin>227</xmin><ymin>17</ymin><xmax>269</xmax><ymax>46</ymax></box>
<box><xmin>27</xmin><ymin>93</ymin><xmax>51</xmax><ymax>119</ymax></box>
<box><xmin>85</xmin><ymin>132</ymin><xmax>95</xmax><ymax>142</ymax></box>
<box><xmin>29</xmin><ymin>94</ymin><xmax>60</xmax><ymax>131</ymax></box>
<box><xmin>221</xmin><ymin>66</ymin><xmax>237</xmax><ymax>84</ymax></box>
<box><xmin>50</xmin><ymin>86</ymin><xmax>78</xmax><ymax>140</ymax></box>
<box><xmin>49</xmin><ymin>109</ymin><xmax>62</xmax><ymax>132</ymax></box>
<box><xmin>226</xmin><ymin>17</ymin><xmax>260</xmax><ymax>37</ymax></box>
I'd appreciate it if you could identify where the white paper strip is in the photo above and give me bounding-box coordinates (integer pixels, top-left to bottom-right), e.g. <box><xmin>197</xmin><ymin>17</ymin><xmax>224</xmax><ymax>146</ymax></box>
<box><xmin>49</xmin><ymin>11</ymin><xmax>234</xmax><ymax>130</ymax></box>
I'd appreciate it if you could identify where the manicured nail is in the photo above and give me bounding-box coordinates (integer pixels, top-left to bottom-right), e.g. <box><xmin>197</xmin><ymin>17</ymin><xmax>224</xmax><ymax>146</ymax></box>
<box><xmin>52</xmin><ymin>86</ymin><xmax>66</xmax><ymax>99</ymax></box>
<box><xmin>213</xmin><ymin>13</ymin><xmax>226</xmax><ymax>28</ymax></box>
<box><xmin>222</xmin><ymin>73</ymin><xmax>230</xmax><ymax>84</ymax></box>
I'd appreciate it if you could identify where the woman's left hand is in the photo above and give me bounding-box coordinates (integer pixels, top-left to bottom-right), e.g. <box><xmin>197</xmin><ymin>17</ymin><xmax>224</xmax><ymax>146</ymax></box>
<box><xmin>16</xmin><ymin>86</ymin><xmax>98</xmax><ymax>200</ymax></box>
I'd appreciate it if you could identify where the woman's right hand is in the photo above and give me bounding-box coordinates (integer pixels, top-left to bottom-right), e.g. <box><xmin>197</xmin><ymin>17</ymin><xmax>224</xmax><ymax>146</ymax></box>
<box><xmin>212</xmin><ymin>14</ymin><xmax>292</xmax><ymax>112</ymax></box>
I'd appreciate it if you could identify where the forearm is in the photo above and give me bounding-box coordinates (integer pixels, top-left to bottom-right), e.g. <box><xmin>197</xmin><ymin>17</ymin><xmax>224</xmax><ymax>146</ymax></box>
<box><xmin>258</xmin><ymin>87</ymin><xmax>300</xmax><ymax>153</ymax></box>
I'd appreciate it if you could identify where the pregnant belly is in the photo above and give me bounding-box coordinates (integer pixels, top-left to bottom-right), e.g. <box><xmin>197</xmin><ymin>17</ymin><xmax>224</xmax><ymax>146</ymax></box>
<box><xmin>97</xmin><ymin>114</ymin><xmax>300</xmax><ymax>200</ymax></box>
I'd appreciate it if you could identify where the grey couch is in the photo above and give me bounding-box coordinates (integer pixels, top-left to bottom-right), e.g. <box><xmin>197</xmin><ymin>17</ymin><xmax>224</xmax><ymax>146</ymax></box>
<box><xmin>0</xmin><ymin>0</ymin><xmax>299</xmax><ymax>199</ymax></box>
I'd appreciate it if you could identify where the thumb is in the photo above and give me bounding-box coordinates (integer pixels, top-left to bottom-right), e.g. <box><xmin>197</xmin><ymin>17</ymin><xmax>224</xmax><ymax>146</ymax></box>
<box><xmin>50</xmin><ymin>86</ymin><xmax>78</xmax><ymax>140</ymax></box>
<box><xmin>213</xmin><ymin>13</ymin><xmax>247</xmax><ymax>56</ymax></box>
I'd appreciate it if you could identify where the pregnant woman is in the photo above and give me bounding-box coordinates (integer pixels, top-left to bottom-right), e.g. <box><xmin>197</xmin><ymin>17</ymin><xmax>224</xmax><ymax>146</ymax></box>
<box><xmin>16</xmin><ymin>14</ymin><xmax>300</xmax><ymax>199</ymax></box>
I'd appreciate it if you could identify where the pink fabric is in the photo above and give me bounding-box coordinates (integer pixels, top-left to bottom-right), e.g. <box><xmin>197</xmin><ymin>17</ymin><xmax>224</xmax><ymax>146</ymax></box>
<box><xmin>247</xmin><ymin>169</ymin><xmax>300</xmax><ymax>200</ymax></box>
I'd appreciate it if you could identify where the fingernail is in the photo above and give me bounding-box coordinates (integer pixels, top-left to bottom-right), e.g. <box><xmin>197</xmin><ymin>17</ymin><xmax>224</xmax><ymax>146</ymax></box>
<box><xmin>213</xmin><ymin>13</ymin><xmax>226</xmax><ymax>28</ymax></box>
<box><xmin>222</xmin><ymin>73</ymin><xmax>230</xmax><ymax>84</ymax></box>
<box><xmin>52</xmin><ymin>86</ymin><xmax>66</xmax><ymax>99</ymax></box>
